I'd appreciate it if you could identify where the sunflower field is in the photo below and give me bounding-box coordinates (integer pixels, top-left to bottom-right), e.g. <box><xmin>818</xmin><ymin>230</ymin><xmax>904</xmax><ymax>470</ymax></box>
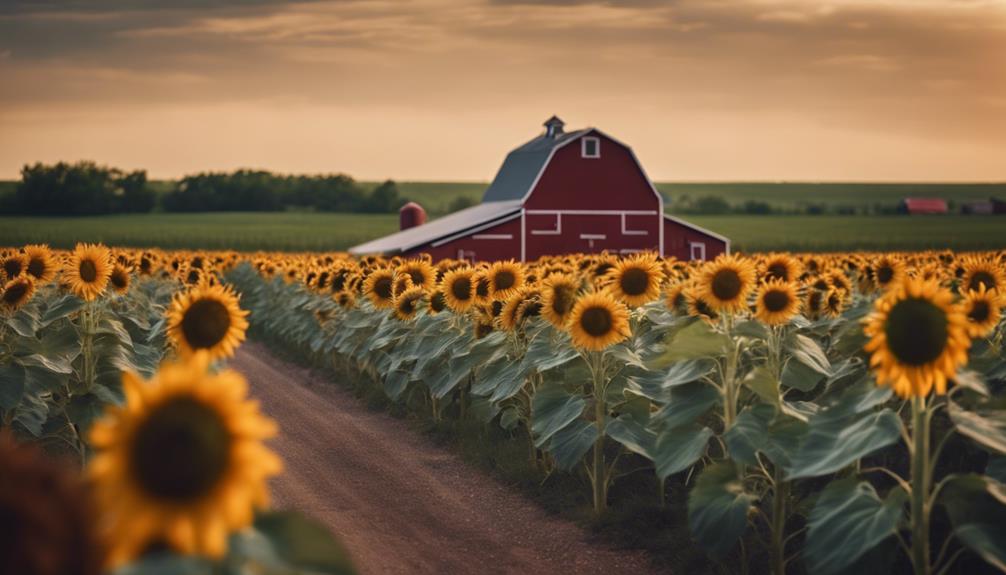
<box><xmin>2</xmin><ymin>243</ymin><xmax>1006</xmax><ymax>575</ymax></box>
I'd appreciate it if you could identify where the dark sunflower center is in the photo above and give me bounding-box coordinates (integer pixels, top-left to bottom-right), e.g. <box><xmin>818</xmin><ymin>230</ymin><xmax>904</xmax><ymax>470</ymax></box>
<box><xmin>711</xmin><ymin>269</ymin><xmax>742</xmax><ymax>301</ymax></box>
<box><xmin>26</xmin><ymin>258</ymin><xmax>45</xmax><ymax>279</ymax></box>
<box><xmin>812</xmin><ymin>279</ymin><xmax>828</xmax><ymax>291</ymax></box>
<box><xmin>2</xmin><ymin>259</ymin><xmax>22</xmax><ymax>278</ymax></box>
<box><xmin>969</xmin><ymin>271</ymin><xmax>996</xmax><ymax>292</ymax></box>
<box><xmin>580</xmin><ymin>306</ymin><xmax>613</xmax><ymax>337</ymax></box>
<box><xmin>451</xmin><ymin>276</ymin><xmax>473</xmax><ymax>301</ymax></box>
<box><xmin>807</xmin><ymin>290</ymin><xmax>823</xmax><ymax>311</ymax></box>
<box><xmin>111</xmin><ymin>270</ymin><xmax>129</xmax><ymax>290</ymax></box>
<box><xmin>476</xmin><ymin>278</ymin><xmax>490</xmax><ymax>298</ymax></box>
<box><xmin>398</xmin><ymin>297</ymin><xmax>416</xmax><ymax>315</ymax></box>
<box><xmin>2</xmin><ymin>282</ymin><xmax>28</xmax><ymax>305</ymax></box>
<box><xmin>373</xmin><ymin>276</ymin><xmax>393</xmax><ymax>300</ymax></box>
<box><xmin>180</xmin><ymin>298</ymin><xmax>231</xmax><ymax>350</ymax></box>
<box><xmin>129</xmin><ymin>397</ymin><xmax>231</xmax><ymax>501</ymax></box>
<box><xmin>619</xmin><ymin>267</ymin><xmax>650</xmax><ymax>296</ymax></box>
<box><xmin>493</xmin><ymin>270</ymin><xmax>515</xmax><ymax>292</ymax></box>
<box><xmin>968</xmin><ymin>300</ymin><xmax>991</xmax><ymax>323</ymax></box>
<box><xmin>331</xmin><ymin>272</ymin><xmax>347</xmax><ymax>292</ymax></box>
<box><xmin>551</xmin><ymin>286</ymin><xmax>575</xmax><ymax>317</ymax></box>
<box><xmin>766</xmin><ymin>263</ymin><xmax>788</xmax><ymax>281</ymax></box>
<box><xmin>762</xmin><ymin>289</ymin><xmax>791</xmax><ymax>313</ymax></box>
<box><xmin>79</xmin><ymin>259</ymin><xmax>98</xmax><ymax>283</ymax></box>
<box><xmin>430</xmin><ymin>292</ymin><xmax>446</xmax><ymax>312</ymax></box>
<box><xmin>408</xmin><ymin>270</ymin><xmax>425</xmax><ymax>286</ymax></box>
<box><xmin>876</xmin><ymin>266</ymin><xmax>894</xmax><ymax>285</ymax></box>
<box><xmin>694</xmin><ymin>298</ymin><xmax>717</xmax><ymax>319</ymax></box>
<box><xmin>884</xmin><ymin>297</ymin><xmax>949</xmax><ymax>366</ymax></box>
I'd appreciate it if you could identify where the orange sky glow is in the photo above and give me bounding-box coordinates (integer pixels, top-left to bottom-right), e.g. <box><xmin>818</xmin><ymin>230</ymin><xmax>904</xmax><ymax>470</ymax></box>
<box><xmin>0</xmin><ymin>0</ymin><xmax>1004</xmax><ymax>181</ymax></box>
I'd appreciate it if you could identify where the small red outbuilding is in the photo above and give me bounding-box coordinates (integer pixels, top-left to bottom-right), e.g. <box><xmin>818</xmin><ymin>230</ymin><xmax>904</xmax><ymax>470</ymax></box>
<box><xmin>350</xmin><ymin>116</ymin><xmax>729</xmax><ymax>262</ymax></box>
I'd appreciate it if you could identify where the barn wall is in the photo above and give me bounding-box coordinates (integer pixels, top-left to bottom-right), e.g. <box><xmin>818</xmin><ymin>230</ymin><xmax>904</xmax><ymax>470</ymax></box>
<box><xmin>524</xmin><ymin>212</ymin><xmax>661</xmax><ymax>260</ymax></box>
<box><xmin>524</xmin><ymin>133</ymin><xmax>661</xmax><ymax>212</ymax></box>
<box><xmin>663</xmin><ymin>219</ymin><xmax>728</xmax><ymax>261</ymax></box>
<box><xmin>405</xmin><ymin>217</ymin><xmax>522</xmax><ymax>263</ymax></box>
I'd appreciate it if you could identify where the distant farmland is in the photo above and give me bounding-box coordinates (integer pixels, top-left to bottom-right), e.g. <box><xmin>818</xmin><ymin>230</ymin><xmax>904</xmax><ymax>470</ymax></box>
<box><xmin>1</xmin><ymin>212</ymin><xmax>1003</xmax><ymax>253</ymax></box>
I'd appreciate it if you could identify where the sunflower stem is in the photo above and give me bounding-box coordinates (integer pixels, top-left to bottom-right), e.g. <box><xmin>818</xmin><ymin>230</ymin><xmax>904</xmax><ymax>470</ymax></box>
<box><xmin>591</xmin><ymin>351</ymin><xmax>608</xmax><ymax>517</ymax></box>
<box><xmin>770</xmin><ymin>465</ymin><xmax>789</xmax><ymax>575</ymax></box>
<box><xmin>910</xmin><ymin>395</ymin><xmax>932</xmax><ymax>575</ymax></box>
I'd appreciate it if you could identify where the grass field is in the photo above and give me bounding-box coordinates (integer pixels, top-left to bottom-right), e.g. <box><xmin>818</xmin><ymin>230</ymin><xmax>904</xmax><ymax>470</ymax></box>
<box><xmin>1</xmin><ymin>212</ymin><xmax>1002</xmax><ymax>253</ymax></box>
<box><xmin>372</xmin><ymin>181</ymin><xmax>1006</xmax><ymax>214</ymax></box>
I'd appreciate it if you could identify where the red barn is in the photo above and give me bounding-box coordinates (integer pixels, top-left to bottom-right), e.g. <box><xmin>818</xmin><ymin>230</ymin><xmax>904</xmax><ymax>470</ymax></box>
<box><xmin>350</xmin><ymin>116</ymin><xmax>729</xmax><ymax>262</ymax></box>
<box><xmin>900</xmin><ymin>198</ymin><xmax>948</xmax><ymax>215</ymax></box>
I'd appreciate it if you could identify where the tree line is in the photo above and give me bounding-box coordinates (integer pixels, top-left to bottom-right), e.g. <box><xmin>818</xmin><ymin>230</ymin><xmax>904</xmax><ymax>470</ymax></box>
<box><xmin>1</xmin><ymin>162</ymin><xmax>405</xmax><ymax>215</ymax></box>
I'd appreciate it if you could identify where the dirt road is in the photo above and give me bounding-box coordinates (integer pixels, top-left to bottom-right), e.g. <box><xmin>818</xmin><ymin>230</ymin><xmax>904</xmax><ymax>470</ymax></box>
<box><xmin>232</xmin><ymin>342</ymin><xmax>662</xmax><ymax>575</ymax></box>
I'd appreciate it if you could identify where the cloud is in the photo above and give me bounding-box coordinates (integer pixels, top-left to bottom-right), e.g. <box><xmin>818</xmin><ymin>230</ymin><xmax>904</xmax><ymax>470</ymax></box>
<box><xmin>0</xmin><ymin>0</ymin><xmax>1003</xmax><ymax>179</ymax></box>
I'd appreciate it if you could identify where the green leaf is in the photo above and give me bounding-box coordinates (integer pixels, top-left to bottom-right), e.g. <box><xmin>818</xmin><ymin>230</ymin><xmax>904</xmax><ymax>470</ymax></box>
<box><xmin>653</xmin><ymin>425</ymin><xmax>713</xmax><ymax>479</ymax></box>
<box><xmin>725</xmin><ymin>404</ymin><xmax>806</xmax><ymax>470</ymax></box>
<box><xmin>804</xmin><ymin>479</ymin><xmax>907</xmax><ymax>575</ymax></box>
<box><xmin>112</xmin><ymin>555</ymin><xmax>214</xmax><ymax>575</ymax></box>
<box><xmin>787</xmin><ymin>409</ymin><xmax>901</xmax><ymax>480</ymax></box>
<box><xmin>663</xmin><ymin>320</ymin><xmax>730</xmax><ymax>362</ymax></box>
<box><xmin>606</xmin><ymin>413</ymin><xmax>655</xmax><ymax>459</ymax></box>
<box><xmin>14</xmin><ymin>392</ymin><xmax>48</xmax><ymax>436</ymax></box>
<box><xmin>39</xmin><ymin>294</ymin><xmax>84</xmax><ymax>326</ymax></box>
<box><xmin>744</xmin><ymin>366</ymin><xmax>780</xmax><ymax>405</ymax></box>
<box><xmin>531</xmin><ymin>383</ymin><xmax>586</xmax><ymax>447</ymax></box>
<box><xmin>0</xmin><ymin>363</ymin><xmax>26</xmax><ymax>410</ymax></box>
<box><xmin>549</xmin><ymin>419</ymin><xmax>598</xmax><ymax>471</ymax></box>
<box><xmin>949</xmin><ymin>400</ymin><xmax>1006</xmax><ymax>456</ymax></box>
<box><xmin>652</xmin><ymin>381</ymin><xmax>719</xmax><ymax>429</ymax></box>
<box><xmin>687</xmin><ymin>462</ymin><xmax>755</xmax><ymax>557</ymax></box>
<box><xmin>787</xmin><ymin>333</ymin><xmax>832</xmax><ymax>377</ymax></box>
<box><xmin>499</xmin><ymin>407</ymin><xmax>520</xmax><ymax>431</ymax></box>
<box><xmin>988</xmin><ymin>455</ymin><xmax>1006</xmax><ymax>485</ymax></box>
<box><xmin>781</xmin><ymin>357</ymin><xmax>826</xmax><ymax>392</ymax></box>
<box><xmin>254</xmin><ymin>511</ymin><xmax>357</xmax><ymax>574</ymax></box>
<box><xmin>939</xmin><ymin>474</ymin><xmax>1006</xmax><ymax>572</ymax></box>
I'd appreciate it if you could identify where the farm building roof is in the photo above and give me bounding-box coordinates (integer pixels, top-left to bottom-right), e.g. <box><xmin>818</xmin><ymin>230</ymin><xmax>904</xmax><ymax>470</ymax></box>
<box><xmin>901</xmin><ymin>198</ymin><xmax>948</xmax><ymax>214</ymax></box>
<box><xmin>480</xmin><ymin>129</ymin><xmax>590</xmax><ymax>203</ymax></box>
<box><xmin>348</xmin><ymin>200</ymin><xmax>522</xmax><ymax>255</ymax></box>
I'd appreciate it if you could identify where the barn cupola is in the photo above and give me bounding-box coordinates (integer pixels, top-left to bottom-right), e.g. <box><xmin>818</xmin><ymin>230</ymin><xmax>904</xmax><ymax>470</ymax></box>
<box><xmin>543</xmin><ymin>115</ymin><xmax>565</xmax><ymax>139</ymax></box>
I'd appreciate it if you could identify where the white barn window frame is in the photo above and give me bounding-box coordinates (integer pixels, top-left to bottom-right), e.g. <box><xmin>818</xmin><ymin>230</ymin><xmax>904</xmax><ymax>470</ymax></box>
<box><xmin>581</xmin><ymin>137</ymin><xmax>600</xmax><ymax>159</ymax></box>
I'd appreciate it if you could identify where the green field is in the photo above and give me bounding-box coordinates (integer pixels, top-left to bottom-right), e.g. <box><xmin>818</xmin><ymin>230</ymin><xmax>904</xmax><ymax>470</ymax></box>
<box><xmin>1</xmin><ymin>212</ymin><xmax>1002</xmax><ymax>253</ymax></box>
<box><xmin>373</xmin><ymin>181</ymin><xmax>1006</xmax><ymax>215</ymax></box>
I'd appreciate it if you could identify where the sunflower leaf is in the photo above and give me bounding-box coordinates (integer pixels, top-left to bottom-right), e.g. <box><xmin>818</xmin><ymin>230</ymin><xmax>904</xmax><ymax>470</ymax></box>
<box><xmin>804</xmin><ymin>479</ymin><xmax>907</xmax><ymax>575</ymax></box>
<box><xmin>949</xmin><ymin>399</ymin><xmax>1006</xmax><ymax>456</ymax></box>
<box><xmin>688</xmin><ymin>462</ymin><xmax>756</xmax><ymax>557</ymax></box>
<box><xmin>531</xmin><ymin>382</ymin><xmax>587</xmax><ymax>448</ymax></box>
<box><xmin>937</xmin><ymin>474</ymin><xmax>1006</xmax><ymax>573</ymax></box>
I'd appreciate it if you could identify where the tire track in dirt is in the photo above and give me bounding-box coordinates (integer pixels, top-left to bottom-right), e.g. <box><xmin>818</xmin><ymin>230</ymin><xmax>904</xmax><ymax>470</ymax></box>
<box><xmin>233</xmin><ymin>342</ymin><xmax>663</xmax><ymax>575</ymax></box>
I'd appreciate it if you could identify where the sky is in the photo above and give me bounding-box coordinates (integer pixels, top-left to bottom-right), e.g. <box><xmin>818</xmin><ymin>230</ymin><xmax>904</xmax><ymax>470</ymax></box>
<box><xmin>0</xmin><ymin>0</ymin><xmax>1004</xmax><ymax>182</ymax></box>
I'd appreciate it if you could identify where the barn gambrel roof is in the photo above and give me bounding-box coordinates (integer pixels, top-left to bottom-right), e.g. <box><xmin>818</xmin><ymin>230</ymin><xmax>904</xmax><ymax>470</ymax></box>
<box><xmin>348</xmin><ymin>200</ymin><xmax>521</xmax><ymax>256</ymax></box>
<box><xmin>481</xmin><ymin>129</ymin><xmax>590</xmax><ymax>203</ymax></box>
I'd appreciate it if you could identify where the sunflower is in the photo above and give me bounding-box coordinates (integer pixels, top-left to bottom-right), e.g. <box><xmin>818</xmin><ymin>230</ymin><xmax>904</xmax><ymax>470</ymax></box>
<box><xmin>568</xmin><ymin>291</ymin><xmax>631</xmax><ymax>351</ymax></box>
<box><xmin>540</xmin><ymin>273</ymin><xmax>580</xmax><ymax>328</ymax></box>
<box><xmin>23</xmin><ymin>244</ymin><xmax>57</xmax><ymax>284</ymax></box>
<box><xmin>109</xmin><ymin>265</ymin><xmax>132</xmax><ymax>295</ymax></box>
<box><xmin>697</xmin><ymin>254</ymin><xmax>756</xmax><ymax>313</ymax></box>
<box><xmin>961</xmin><ymin>285</ymin><xmax>1003</xmax><ymax>338</ymax></box>
<box><xmin>473</xmin><ymin>272</ymin><xmax>492</xmax><ymax>304</ymax></box>
<box><xmin>665</xmin><ymin>282</ymin><xmax>687</xmax><ymax>314</ymax></box>
<box><xmin>1</xmin><ymin>275</ymin><xmax>36</xmax><ymax>313</ymax></box>
<box><xmin>89</xmin><ymin>355</ymin><xmax>282</xmax><ymax>566</ymax></box>
<box><xmin>394</xmin><ymin>286</ymin><xmax>426</xmax><ymax>321</ymax></box>
<box><xmin>363</xmin><ymin>269</ymin><xmax>396</xmax><ymax>309</ymax></box>
<box><xmin>823</xmin><ymin>288</ymin><xmax>848</xmax><ymax>318</ymax></box>
<box><xmin>63</xmin><ymin>243</ymin><xmax>113</xmax><ymax>301</ymax></box>
<box><xmin>166</xmin><ymin>284</ymin><xmax>249</xmax><ymax>361</ymax></box>
<box><xmin>864</xmin><ymin>278</ymin><xmax>971</xmax><ymax>398</ymax></box>
<box><xmin>334</xmin><ymin>290</ymin><xmax>357</xmax><ymax>310</ymax></box>
<box><xmin>761</xmin><ymin>253</ymin><xmax>802</xmax><ymax>283</ymax></box>
<box><xmin>473</xmin><ymin>306</ymin><xmax>495</xmax><ymax>339</ymax></box>
<box><xmin>686</xmin><ymin>288</ymin><xmax>719</xmax><ymax>324</ymax></box>
<box><xmin>487</xmin><ymin>260</ymin><xmax>525</xmax><ymax>300</ymax></box>
<box><xmin>605</xmin><ymin>254</ymin><xmax>664</xmax><ymax>306</ymax></box>
<box><xmin>397</xmin><ymin>260</ymin><xmax>437</xmax><ymax>292</ymax></box>
<box><xmin>961</xmin><ymin>256</ymin><xmax>1005</xmax><ymax>294</ymax></box>
<box><xmin>429</xmin><ymin>290</ymin><xmax>447</xmax><ymax>314</ymax></box>
<box><xmin>1</xmin><ymin>253</ymin><xmax>26</xmax><ymax>281</ymax></box>
<box><xmin>754</xmin><ymin>279</ymin><xmax>801</xmax><ymax>326</ymax></box>
<box><xmin>499</xmin><ymin>288</ymin><xmax>540</xmax><ymax>331</ymax></box>
<box><xmin>441</xmin><ymin>268</ymin><xmax>476</xmax><ymax>313</ymax></box>
<box><xmin>872</xmin><ymin>255</ymin><xmax>904</xmax><ymax>291</ymax></box>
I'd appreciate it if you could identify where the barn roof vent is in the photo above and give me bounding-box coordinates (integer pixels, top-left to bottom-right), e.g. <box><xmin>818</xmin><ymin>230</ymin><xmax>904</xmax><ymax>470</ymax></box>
<box><xmin>543</xmin><ymin>115</ymin><xmax>565</xmax><ymax>138</ymax></box>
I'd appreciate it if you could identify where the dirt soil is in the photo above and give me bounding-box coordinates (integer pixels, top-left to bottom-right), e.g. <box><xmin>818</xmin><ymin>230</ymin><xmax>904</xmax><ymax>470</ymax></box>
<box><xmin>233</xmin><ymin>342</ymin><xmax>664</xmax><ymax>575</ymax></box>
